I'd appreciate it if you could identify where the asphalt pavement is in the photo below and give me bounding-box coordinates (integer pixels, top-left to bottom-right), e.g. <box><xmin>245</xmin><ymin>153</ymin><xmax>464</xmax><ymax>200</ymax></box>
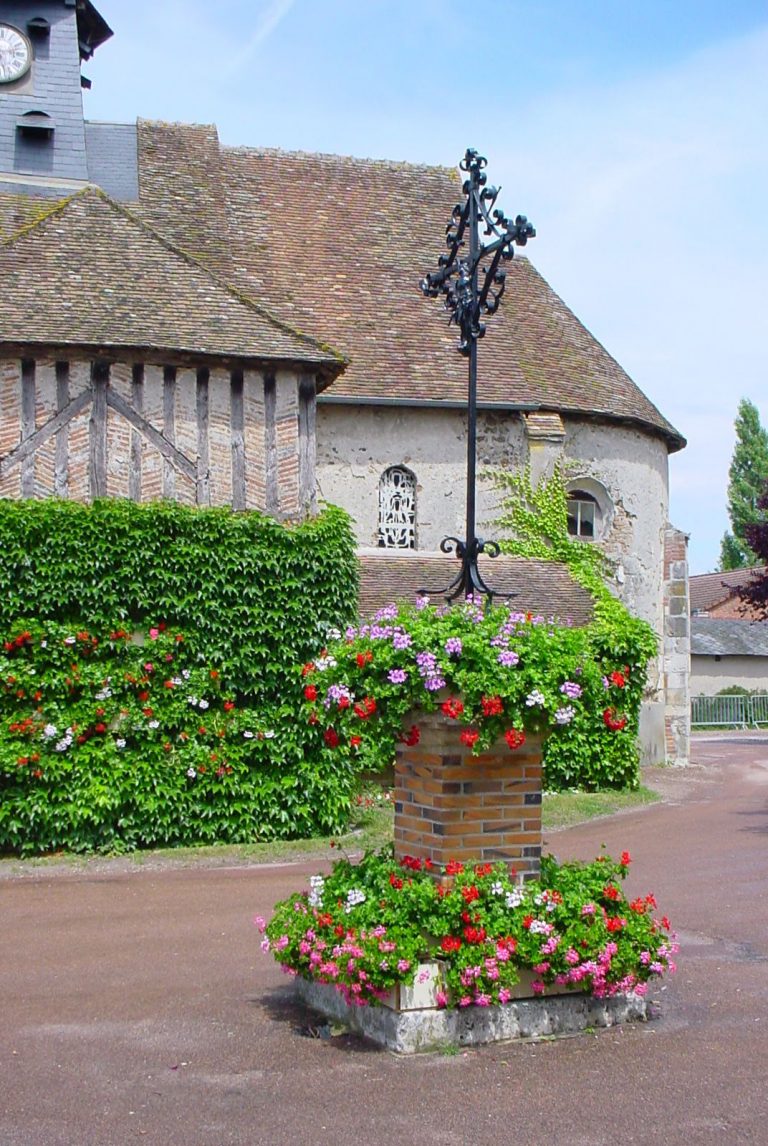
<box><xmin>2</xmin><ymin>736</ymin><xmax>767</xmax><ymax>1146</ymax></box>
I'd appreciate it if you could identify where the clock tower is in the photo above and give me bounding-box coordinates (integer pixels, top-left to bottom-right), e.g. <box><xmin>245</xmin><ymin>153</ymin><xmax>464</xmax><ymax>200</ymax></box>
<box><xmin>0</xmin><ymin>0</ymin><xmax>111</xmax><ymax>190</ymax></box>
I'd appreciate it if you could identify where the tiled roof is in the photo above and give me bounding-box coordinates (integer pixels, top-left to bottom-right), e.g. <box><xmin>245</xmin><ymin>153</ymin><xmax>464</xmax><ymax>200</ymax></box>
<box><xmin>220</xmin><ymin>144</ymin><xmax>684</xmax><ymax>449</ymax></box>
<box><xmin>0</xmin><ymin>192</ymin><xmax>69</xmax><ymax>240</ymax></box>
<box><xmin>357</xmin><ymin>552</ymin><xmax>594</xmax><ymax>625</ymax></box>
<box><xmin>0</xmin><ymin>187</ymin><xmax>346</xmax><ymax>376</ymax></box>
<box><xmin>689</xmin><ymin>567</ymin><xmax>767</xmax><ymax>614</ymax></box>
<box><xmin>691</xmin><ymin>617</ymin><xmax>768</xmax><ymax>657</ymax></box>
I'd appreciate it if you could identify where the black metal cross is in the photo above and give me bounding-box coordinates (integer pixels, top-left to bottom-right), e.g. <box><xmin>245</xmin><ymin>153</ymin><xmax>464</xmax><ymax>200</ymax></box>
<box><xmin>419</xmin><ymin>148</ymin><xmax>535</xmax><ymax>604</ymax></box>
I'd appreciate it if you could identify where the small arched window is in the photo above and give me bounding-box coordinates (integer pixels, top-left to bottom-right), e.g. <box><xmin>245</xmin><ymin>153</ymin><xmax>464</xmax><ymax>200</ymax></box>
<box><xmin>378</xmin><ymin>466</ymin><xmax>416</xmax><ymax>549</ymax></box>
<box><xmin>567</xmin><ymin>489</ymin><xmax>598</xmax><ymax>539</ymax></box>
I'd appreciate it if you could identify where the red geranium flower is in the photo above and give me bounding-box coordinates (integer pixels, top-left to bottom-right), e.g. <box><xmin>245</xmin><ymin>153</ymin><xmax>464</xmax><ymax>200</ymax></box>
<box><xmin>401</xmin><ymin>725</ymin><xmax>420</xmax><ymax>746</ymax></box>
<box><xmin>461</xmin><ymin>885</ymin><xmax>479</xmax><ymax>904</ymax></box>
<box><xmin>602</xmin><ymin>884</ymin><xmax>620</xmax><ymax>901</ymax></box>
<box><xmin>463</xmin><ymin>925</ymin><xmax>487</xmax><ymax>944</ymax></box>
<box><xmin>356</xmin><ymin>651</ymin><xmax>373</xmax><ymax>668</ymax></box>
<box><xmin>389</xmin><ymin>873</ymin><xmax>404</xmax><ymax>890</ymax></box>
<box><xmin>303</xmin><ymin>685</ymin><xmax>318</xmax><ymax>701</ymax></box>
<box><xmin>445</xmin><ymin>860</ymin><xmax>464</xmax><ymax>875</ymax></box>
<box><xmin>609</xmin><ymin>670</ymin><xmax>627</xmax><ymax>688</ymax></box>
<box><xmin>441</xmin><ymin>697</ymin><xmax>464</xmax><ymax>719</ymax></box>
<box><xmin>481</xmin><ymin>694</ymin><xmax>504</xmax><ymax>717</ymax></box>
<box><xmin>223</xmin><ymin>700</ymin><xmax>235</xmax><ymax>711</ymax></box>
<box><xmin>440</xmin><ymin>936</ymin><xmax>462</xmax><ymax>953</ymax></box>
<box><xmin>621</xmin><ymin>850</ymin><xmax>632</xmax><ymax>866</ymax></box>
<box><xmin>603</xmin><ymin>708</ymin><xmax>628</xmax><ymax>732</ymax></box>
<box><xmin>323</xmin><ymin>728</ymin><xmax>339</xmax><ymax>748</ymax></box>
<box><xmin>459</xmin><ymin>728</ymin><xmax>479</xmax><ymax>748</ymax></box>
<box><xmin>301</xmin><ymin>662</ymin><xmax>315</xmax><ymax>677</ymax></box>
<box><xmin>350</xmin><ymin>735</ymin><xmax>362</xmax><ymax>748</ymax></box>
<box><xmin>505</xmin><ymin>728</ymin><xmax>526</xmax><ymax>750</ymax></box>
<box><xmin>475</xmin><ymin>863</ymin><xmax>493</xmax><ymax>877</ymax></box>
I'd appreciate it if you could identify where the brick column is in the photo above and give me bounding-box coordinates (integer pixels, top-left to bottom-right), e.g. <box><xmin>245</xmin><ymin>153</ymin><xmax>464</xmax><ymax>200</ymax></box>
<box><xmin>394</xmin><ymin>710</ymin><xmax>544</xmax><ymax>879</ymax></box>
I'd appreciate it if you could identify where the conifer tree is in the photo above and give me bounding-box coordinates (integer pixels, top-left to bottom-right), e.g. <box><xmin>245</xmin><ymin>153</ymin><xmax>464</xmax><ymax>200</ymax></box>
<box><xmin>719</xmin><ymin>398</ymin><xmax>768</xmax><ymax>570</ymax></box>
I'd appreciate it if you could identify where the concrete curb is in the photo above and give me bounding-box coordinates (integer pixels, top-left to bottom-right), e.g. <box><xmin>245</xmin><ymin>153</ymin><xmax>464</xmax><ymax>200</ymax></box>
<box><xmin>295</xmin><ymin>977</ymin><xmax>648</xmax><ymax>1054</ymax></box>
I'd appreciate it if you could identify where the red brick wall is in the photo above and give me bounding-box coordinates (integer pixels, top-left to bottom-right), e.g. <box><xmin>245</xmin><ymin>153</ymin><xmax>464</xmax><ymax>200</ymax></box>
<box><xmin>394</xmin><ymin>711</ymin><xmax>543</xmax><ymax>878</ymax></box>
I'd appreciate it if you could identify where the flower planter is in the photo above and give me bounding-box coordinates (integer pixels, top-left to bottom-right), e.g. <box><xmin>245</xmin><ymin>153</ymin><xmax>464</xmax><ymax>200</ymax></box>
<box><xmin>395</xmin><ymin>709</ymin><xmax>544</xmax><ymax>879</ymax></box>
<box><xmin>294</xmin><ymin>975</ymin><xmax>647</xmax><ymax>1055</ymax></box>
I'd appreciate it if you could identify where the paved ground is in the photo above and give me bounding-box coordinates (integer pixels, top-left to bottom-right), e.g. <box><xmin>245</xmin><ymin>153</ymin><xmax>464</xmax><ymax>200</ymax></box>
<box><xmin>2</xmin><ymin>737</ymin><xmax>768</xmax><ymax>1146</ymax></box>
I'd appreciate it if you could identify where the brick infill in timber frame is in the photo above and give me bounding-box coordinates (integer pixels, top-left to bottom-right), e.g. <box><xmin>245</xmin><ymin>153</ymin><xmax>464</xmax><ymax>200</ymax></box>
<box><xmin>394</xmin><ymin>711</ymin><xmax>543</xmax><ymax>879</ymax></box>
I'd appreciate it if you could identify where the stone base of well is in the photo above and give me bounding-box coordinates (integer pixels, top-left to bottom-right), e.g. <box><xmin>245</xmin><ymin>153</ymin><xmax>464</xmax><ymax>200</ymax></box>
<box><xmin>294</xmin><ymin>976</ymin><xmax>647</xmax><ymax>1055</ymax></box>
<box><xmin>395</xmin><ymin>713</ymin><xmax>543</xmax><ymax>879</ymax></box>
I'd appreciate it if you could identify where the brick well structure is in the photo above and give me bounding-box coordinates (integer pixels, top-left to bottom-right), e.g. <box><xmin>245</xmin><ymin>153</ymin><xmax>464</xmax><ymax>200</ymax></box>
<box><xmin>394</xmin><ymin>711</ymin><xmax>543</xmax><ymax>879</ymax></box>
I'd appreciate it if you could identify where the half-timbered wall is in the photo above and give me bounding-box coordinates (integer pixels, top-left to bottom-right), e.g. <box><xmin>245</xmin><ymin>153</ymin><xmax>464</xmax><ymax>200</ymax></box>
<box><xmin>0</xmin><ymin>355</ymin><xmax>318</xmax><ymax>517</ymax></box>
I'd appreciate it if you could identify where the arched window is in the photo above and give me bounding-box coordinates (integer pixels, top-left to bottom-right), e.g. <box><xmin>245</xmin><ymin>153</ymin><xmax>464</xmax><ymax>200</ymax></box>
<box><xmin>378</xmin><ymin>466</ymin><xmax>416</xmax><ymax>549</ymax></box>
<box><xmin>567</xmin><ymin>489</ymin><xmax>598</xmax><ymax>538</ymax></box>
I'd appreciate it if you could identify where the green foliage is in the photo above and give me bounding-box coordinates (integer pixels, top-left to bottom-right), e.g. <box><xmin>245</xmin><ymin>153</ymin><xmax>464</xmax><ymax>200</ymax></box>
<box><xmin>719</xmin><ymin>398</ymin><xmax>768</xmax><ymax>570</ymax></box>
<box><xmin>262</xmin><ymin>847</ymin><xmax>677</xmax><ymax>1008</ymax></box>
<box><xmin>488</xmin><ymin>466</ymin><xmax>657</xmax><ymax>789</ymax></box>
<box><xmin>0</xmin><ymin>621</ymin><xmax>357</xmax><ymax>855</ymax></box>
<box><xmin>0</xmin><ymin>499</ymin><xmax>358</xmax><ymax>702</ymax></box>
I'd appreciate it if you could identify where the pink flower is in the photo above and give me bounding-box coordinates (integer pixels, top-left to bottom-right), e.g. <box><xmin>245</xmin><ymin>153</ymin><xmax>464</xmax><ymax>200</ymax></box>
<box><xmin>397</xmin><ymin>959</ymin><xmax>411</xmax><ymax>973</ymax></box>
<box><xmin>531</xmin><ymin>980</ymin><xmax>545</xmax><ymax>995</ymax></box>
<box><xmin>436</xmin><ymin>990</ymin><xmax>448</xmax><ymax>1009</ymax></box>
<box><xmin>253</xmin><ymin>915</ymin><xmax>266</xmax><ymax>933</ymax></box>
<box><xmin>459</xmin><ymin>995</ymin><xmax>473</xmax><ymax>1007</ymax></box>
<box><xmin>474</xmin><ymin>992</ymin><xmax>492</xmax><ymax>1006</ymax></box>
<box><xmin>149</xmin><ymin>628</ymin><xmax>160</xmax><ymax>640</ymax></box>
<box><xmin>498</xmin><ymin>987</ymin><xmax>512</xmax><ymax>1004</ymax></box>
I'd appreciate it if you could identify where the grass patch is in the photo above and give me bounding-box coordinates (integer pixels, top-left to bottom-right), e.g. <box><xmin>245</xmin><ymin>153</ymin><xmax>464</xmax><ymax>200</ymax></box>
<box><xmin>542</xmin><ymin>784</ymin><xmax>660</xmax><ymax>830</ymax></box>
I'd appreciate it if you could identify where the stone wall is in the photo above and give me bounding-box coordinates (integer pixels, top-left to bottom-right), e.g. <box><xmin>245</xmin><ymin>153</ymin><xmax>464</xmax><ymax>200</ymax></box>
<box><xmin>663</xmin><ymin>527</ymin><xmax>691</xmax><ymax>764</ymax></box>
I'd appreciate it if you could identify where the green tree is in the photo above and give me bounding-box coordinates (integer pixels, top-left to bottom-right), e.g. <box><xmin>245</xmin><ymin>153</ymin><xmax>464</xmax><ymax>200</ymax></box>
<box><xmin>719</xmin><ymin>398</ymin><xmax>768</xmax><ymax>570</ymax></box>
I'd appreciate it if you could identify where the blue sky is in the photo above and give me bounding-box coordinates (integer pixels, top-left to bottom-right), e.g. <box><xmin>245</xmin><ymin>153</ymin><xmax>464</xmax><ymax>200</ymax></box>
<box><xmin>85</xmin><ymin>1</ymin><xmax>768</xmax><ymax>574</ymax></box>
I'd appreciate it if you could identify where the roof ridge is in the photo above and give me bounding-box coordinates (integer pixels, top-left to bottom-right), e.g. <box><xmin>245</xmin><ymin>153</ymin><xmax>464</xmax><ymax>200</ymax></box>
<box><xmin>3</xmin><ymin>186</ymin><xmax>346</xmax><ymax>366</ymax></box>
<box><xmin>223</xmin><ymin>141</ymin><xmax>458</xmax><ymax>177</ymax></box>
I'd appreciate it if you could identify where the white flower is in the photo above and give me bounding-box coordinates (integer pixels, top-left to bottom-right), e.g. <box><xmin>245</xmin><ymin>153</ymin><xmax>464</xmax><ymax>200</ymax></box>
<box><xmin>187</xmin><ymin>696</ymin><xmax>198</xmax><ymax>706</ymax></box>
<box><xmin>525</xmin><ymin>689</ymin><xmax>546</xmax><ymax>707</ymax></box>
<box><xmin>308</xmin><ymin>874</ymin><xmax>325</xmax><ymax>908</ymax></box>
<box><xmin>95</xmin><ymin>688</ymin><xmax>112</xmax><ymax>701</ymax></box>
<box><xmin>198</xmin><ymin>699</ymin><xmax>209</xmax><ymax>710</ymax></box>
<box><xmin>40</xmin><ymin>640</ymin><xmax>47</xmax><ymax>648</ymax></box>
<box><xmin>490</xmin><ymin>881</ymin><xmax>504</xmax><ymax>896</ymax></box>
<box><xmin>148</xmin><ymin>720</ymin><xmax>160</xmax><ymax>729</ymax></box>
<box><xmin>182</xmin><ymin>669</ymin><xmax>191</xmax><ymax>680</ymax></box>
<box><xmin>263</xmin><ymin>730</ymin><xmax>275</xmax><ymax>739</ymax></box>
<box><xmin>115</xmin><ymin>738</ymin><xmax>126</xmax><ymax>749</ymax></box>
<box><xmin>529</xmin><ymin>919</ymin><xmax>554</xmax><ymax>935</ymax></box>
<box><xmin>43</xmin><ymin>724</ymin><xmax>58</xmax><ymax>739</ymax></box>
<box><xmin>64</xmin><ymin>636</ymin><xmax>76</xmax><ymax>646</ymax></box>
<box><xmin>554</xmin><ymin>705</ymin><xmax>575</xmax><ymax>725</ymax></box>
<box><xmin>172</xmin><ymin>677</ymin><xmax>183</xmax><ymax>687</ymax></box>
<box><xmin>243</xmin><ymin>730</ymin><xmax>254</xmax><ymax>739</ymax></box>
<box><xmin>187</xmin><ymin>767</ymin><xmax>197</xmax><ymax>779</ymax></box>
<box><xmin>326</xmin><ymin>627</ymin><xmax>342</xmax><ymax>641</ymax></box>
<box><xmin>344</xmin><ymin>888</ymin><xmax>366</xmax><ymax>913</ymax></box>
<box><xmin>315</xmin><ymin>655</ymin><xmax>337</xmax><ymax>672</ymax></box>
<box><xmin>506</xmin><ymin>890</ymin><xmax>525</xmax><ymax>909</ymax></box>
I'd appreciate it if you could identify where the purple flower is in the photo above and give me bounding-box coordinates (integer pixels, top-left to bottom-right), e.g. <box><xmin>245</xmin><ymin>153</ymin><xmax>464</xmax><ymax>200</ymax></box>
<box><xmin>560</xmin><ymin>681</ymin><xmax>582</xmax><ymax>699</ymax></box>
<box><xmin>497</xmin><ymin>650</ymin><xmax>520</xmax><ymax>667</ymax></box>
<box><xmin>445</xmin><ymin>637</ymin><xmax>463</xmax><ymax>656</ymax></box>
<box><xmin>554</xmin><ymin>705</ymin><xmax>575</xmax><ymax>725</ymax></box>
<box><xmin>415</xmin><ymin>595</ymin><xmax>429</xmax><ymax>610</ymax></box>
<box><xmin>388</xmin><ymin>668</ymin><xmax>407</xmax><ymax>684</ymax></box>
<box><xmin>393</xmin><ymin>630</ymin><xmax>412</xmax><ymax>650</ymax></box>
<box><xmin>423</xmin><ymin>675</ymin><xmax>446</xmax><ymax>691</ymax></box>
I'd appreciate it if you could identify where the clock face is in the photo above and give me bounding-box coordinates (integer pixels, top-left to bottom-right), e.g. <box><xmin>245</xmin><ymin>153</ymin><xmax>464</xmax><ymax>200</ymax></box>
<box><xmin>0</xmin><ymin>24</ymin><xmax>32</xmax><ymax>84</ymax></box>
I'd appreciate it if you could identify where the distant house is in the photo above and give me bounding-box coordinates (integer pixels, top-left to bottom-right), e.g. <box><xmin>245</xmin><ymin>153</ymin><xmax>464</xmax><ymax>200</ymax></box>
<box><xmin>690</xmin><ymin>568</ymin><xmax>767</xmax><ymax>620</ymax></box>
<box><xmin>691</xmin><ymin>617</ymin><xmax>768</xmax><ymax>696</ymax></box>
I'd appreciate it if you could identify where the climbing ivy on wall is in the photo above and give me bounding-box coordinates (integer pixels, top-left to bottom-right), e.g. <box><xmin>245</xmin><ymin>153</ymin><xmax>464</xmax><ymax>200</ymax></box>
<box><xmin>0</xmin><ymin>499</ymin><xmax>358</xmax><ymax>703</ymax></box>
<box><xmin>489</xmin><ymin>466</ymin><xmax>658</xmax><ymax>790</ymax></box>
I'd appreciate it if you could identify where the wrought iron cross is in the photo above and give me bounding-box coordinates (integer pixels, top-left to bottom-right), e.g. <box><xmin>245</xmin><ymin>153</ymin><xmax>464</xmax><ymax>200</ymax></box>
<box><xmin>419</xmin><ymin>148</ymin><xmax>535</xmax><ymax>603</ymax></box>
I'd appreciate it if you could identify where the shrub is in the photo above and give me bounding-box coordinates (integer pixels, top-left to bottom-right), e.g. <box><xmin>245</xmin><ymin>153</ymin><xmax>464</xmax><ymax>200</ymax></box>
<box><xmin>0</xmin><ymin>621</ymin><xmax>356</xmax><ymax>854</ymax></box>
<box><xmin>0</xmin><ymin>499</ymin><xmax>358</xmax><ymax>701</ymax></box>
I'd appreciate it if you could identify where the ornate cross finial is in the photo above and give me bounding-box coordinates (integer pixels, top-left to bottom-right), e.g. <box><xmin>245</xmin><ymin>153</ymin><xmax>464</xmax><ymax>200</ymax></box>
<box><xmin>419</xmin><ymin>149</ymin><xmax>535</xmax><ymax>604</ymax></box>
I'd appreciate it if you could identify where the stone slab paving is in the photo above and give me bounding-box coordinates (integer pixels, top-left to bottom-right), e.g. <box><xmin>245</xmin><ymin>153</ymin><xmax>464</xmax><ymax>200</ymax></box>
<box><xmin>2</xmin><ymin>737</ymin><xmax>768</xmax><ymax>1145</ymax></box>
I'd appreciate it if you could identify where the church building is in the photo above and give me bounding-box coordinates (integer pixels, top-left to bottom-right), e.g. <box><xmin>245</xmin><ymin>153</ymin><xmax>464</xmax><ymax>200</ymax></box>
<box><xmin>0</xmin><ymin>1</ymin><xmax>690</xmax><ymax>763</ymax></box>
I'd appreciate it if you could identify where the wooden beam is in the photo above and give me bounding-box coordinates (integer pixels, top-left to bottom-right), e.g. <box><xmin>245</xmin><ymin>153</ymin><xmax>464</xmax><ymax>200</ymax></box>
<box><xmin>0</xmin><ymin>389</ymin><xmax>92</xmax><ymax>479</ymax></box>
<box><xmin>106</xmin><ymin>386</ymin><xmax>197</xmax><ymax>482</ymax></box>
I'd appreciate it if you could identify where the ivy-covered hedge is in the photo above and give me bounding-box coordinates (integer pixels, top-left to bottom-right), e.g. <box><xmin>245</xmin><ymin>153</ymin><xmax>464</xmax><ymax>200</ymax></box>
<box><xmin>0</xmin><ymin>499</ymin><xmax>358</xmax><ymax>702</ymax></box>
<box><xmin>0</xmin><ymin>621</ymin><xmax>356</xmax><ymax>854</ymax></box>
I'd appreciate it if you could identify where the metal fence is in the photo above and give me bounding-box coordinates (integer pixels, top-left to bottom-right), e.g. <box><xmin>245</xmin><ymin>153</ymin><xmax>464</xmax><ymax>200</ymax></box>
<box><xmin>691</xmin><ymin>694</ymin><xmax>768</xmax><ymax>727</ymax></box>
